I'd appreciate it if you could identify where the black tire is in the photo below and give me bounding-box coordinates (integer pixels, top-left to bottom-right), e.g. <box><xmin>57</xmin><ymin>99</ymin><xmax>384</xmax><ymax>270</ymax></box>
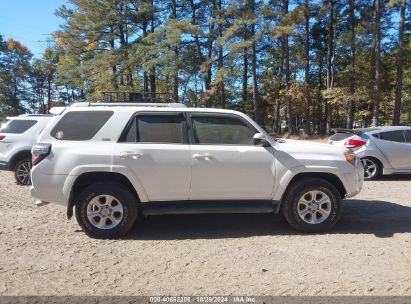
<box><xmin>13</xmin><ymin>158</ymin><xmax>32</xmax><ymax>186</ymax></box>
<box><xmin>361</xmin><ymin>157</ymin><xmax>380</xmax><ymax>180</ymax></box>
<box><xmin>282</xmin><ymin>178</ymin><xmax>341</xmax><ymax>233</ymax></box>
<box><xmin>75</xmin><ymin>182</ymin><xmax>138</xmax><ymax>239</ymax></box>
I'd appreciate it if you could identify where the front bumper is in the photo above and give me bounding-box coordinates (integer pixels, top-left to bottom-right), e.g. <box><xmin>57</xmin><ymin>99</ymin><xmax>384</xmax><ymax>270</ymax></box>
<box><xmin>0</xmin><ymin>161</ymin><xmax>9</xmax><ymax>171</ymax></box>
<box><xmin>344</xmin><ymin>158</ymin><xmax>364</xmax><ymax>198</ymax></box>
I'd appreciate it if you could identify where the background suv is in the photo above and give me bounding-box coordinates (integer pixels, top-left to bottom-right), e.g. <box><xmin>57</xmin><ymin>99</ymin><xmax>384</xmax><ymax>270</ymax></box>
<box><xmin>0</xmin><ymin>114</ymin><xmax>52</xmax><ymax>185</ymax></box>
<box><xmin>31</xmin><ymin>103</ymin><xmax>363</xmax><ymax>238</ymax></box>
<box><xmin>329</xmin><ymin>126</ymin><xmax>411</xmax><ymax>180</ymax></box>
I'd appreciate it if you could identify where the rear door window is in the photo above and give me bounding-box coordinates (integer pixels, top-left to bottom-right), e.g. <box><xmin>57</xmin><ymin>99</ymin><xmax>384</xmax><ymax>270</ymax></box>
<box><xmin>376</xmin><ymin>131</ymin><xmax>406</xmax><ymax>143</ymax></box>
<box><xmin>50</xmin><ymin>111</ymin><xmax>113</xmax><ymax>140</ymax></box>
<box><xmin>0</xmin><ymin>120</ymin><xmax>37</xmax><ymax>134</ymax></box>
<box><xmin>122</xmin><ymin>113</ymin><xmax>186</xmax><ymax>144</ymax></box>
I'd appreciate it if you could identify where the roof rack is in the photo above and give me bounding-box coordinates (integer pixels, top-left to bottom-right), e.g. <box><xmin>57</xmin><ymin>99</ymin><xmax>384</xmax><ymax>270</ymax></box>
<box><xmin>101</xmin><ymin>91</ymin><xmax>173</xmax><ymax>103</ymax></box>
<box><xmin>71</xmin><ymin>102</ymin><xmax>187</xmax><ymax>108</ymax></box>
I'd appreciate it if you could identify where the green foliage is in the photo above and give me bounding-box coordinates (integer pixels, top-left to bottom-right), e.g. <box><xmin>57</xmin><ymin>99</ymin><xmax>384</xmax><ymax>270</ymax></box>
<box><xmin>0</xmin><ymin>37</ymin><xmax>33</xmax><ymax>118</ymax></box>
<box><xmin>0</xmin><ymin>0</ymin><xmax>410</xmax><ymax>129</ymax></box>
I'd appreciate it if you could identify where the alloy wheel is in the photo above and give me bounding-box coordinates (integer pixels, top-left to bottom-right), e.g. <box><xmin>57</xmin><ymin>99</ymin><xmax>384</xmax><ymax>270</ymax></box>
<box><xmin>297</xmin><ymin>190</ymin><xmax>332</xmax><ymax>224</ymax></box>
<box><xmin>86</xmin><ymin>195</ymin><xmax>124</xmax><ymax>230</ymax></box>
<box><xmin>15</xmin><ymin>161</ymin><xmax>32</xmax><ymax>185</ymax></box>
<box><xmin>361</xmin><ymin>158</ymin><xmax>377</xmax><ymax>180</ymax></box>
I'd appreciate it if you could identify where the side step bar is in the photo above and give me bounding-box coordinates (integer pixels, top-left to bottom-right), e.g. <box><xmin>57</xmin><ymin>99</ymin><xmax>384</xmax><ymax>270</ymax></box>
<box><xmin>143</xmin><ymin>200</ymin><xmax>281</xmax><ymax>215</ymax></box>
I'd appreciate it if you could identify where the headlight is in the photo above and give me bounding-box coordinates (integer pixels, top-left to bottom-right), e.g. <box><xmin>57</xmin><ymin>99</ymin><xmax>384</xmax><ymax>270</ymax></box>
<box><xmin>344</xmin><ymin>151</ymin><xmax>356</xmax><ymax>166</ymax></box>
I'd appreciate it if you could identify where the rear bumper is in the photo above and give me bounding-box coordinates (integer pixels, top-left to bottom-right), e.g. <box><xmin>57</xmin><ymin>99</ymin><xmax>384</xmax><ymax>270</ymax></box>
<box><xmin>0</xmin><ymin>161</ymin><xmax>10</xmax><ymax>171</ymax></box>
<box><xmin>30</xmin><ymin>169</ymin><xmax>68</xmax><ymax>206</ymax></box>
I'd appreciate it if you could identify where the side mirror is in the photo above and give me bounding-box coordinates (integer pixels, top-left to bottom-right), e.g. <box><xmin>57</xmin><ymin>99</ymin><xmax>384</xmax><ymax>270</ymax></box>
<box><xmin>253</xmin><ymin>133</ymin><xmax>270</xmax><ymax>147</ymax></box>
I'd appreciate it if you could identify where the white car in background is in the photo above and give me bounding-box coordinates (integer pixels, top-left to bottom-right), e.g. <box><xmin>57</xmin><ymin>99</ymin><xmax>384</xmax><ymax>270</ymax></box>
<box><xmin>30</xmin><ymin>102</ymin><xmax>363</xmax><ymax>238</ymax></box>
<box><xmin>0</xmin><ymin>115</ymin><xmax>52</xmax><ymax>185</ymax></box>
<box><xmin>329</xmin><ymin>126</ymin><xmax>411</xmax><ymax>180</ymax></box>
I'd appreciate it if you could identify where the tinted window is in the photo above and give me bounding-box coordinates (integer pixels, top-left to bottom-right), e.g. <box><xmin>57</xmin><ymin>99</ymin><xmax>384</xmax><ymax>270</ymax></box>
<box><xmin>0</xmin><ymin>119</ymin><xmax>37</xmax><ymax>134</ymax></box>
<box><xmin>124</xmin><ymin>114</ymin><xmax>185</xmax><ymax>144</ymax></box>
<box><xmin>405</xmin><ymin>130</ymin><xmax>411</xmax><ymax>143</ymax></box>
<box><xmin>359</xmin><ymin>133</ymin><xmax>370</xmax><ymax>140</ymax></box>
<box><xmin>125</xmin><ymin>119</ymin><xmax>137</xmax><ymax>142</ymax></box>
<box><xmin>377</xmin><ymin>131</ymin><xmax>406</xmax><ymax>143</ymax></box>
<box><xmin>50</xmin><ymin>111</ymin><xmax>113</xmax><ymax>141</ymax></box>
<box><xmin>191</xmin><ymin>115</ymin><xmax>256</xmax><ymax>145</ymax></box>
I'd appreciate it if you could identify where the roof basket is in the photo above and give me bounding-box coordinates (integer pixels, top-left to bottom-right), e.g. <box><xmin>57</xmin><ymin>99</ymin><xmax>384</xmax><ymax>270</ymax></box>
<box><xmin>71</xmin><ymin>102</ymin><xmax>186</xmax><ymax>108</ymax></box>
<box><xmin>100</xmin><ymin>91</ymin><xmax>173</xmax><ymax>103</ymax></box>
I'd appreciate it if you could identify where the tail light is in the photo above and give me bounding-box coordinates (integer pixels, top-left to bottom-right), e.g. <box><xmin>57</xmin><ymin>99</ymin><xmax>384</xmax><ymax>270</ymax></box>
<box><xmin>344</xmin><ymin>138</ymin><xmax>366</xmax><ymax>149</ymax></box>
<box><xmin>32</xmin><ymin>144</ymin><xmax>52</xmax><ymax>166</ymax></box>
<box><xmin>0</xmin><ymin>135</ymin><xmax>5</xmax><ymax>141</ymax></box>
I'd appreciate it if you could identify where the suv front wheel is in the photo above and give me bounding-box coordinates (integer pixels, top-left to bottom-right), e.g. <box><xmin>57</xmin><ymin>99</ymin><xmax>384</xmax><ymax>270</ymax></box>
<box><xmin>75</xmin><ymin>182</ymin><xmax>139</xmax><ymax>238</ymax></box>
<box><xmin>282</xmin><ymin>178</ymin><xmax>341</xmax><ymax>233</ymax></box>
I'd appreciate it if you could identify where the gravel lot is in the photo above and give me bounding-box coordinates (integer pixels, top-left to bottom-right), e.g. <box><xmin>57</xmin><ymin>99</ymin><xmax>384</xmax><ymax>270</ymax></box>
<box><xmin>0</xmin><ymin>170</ymin><xmax>410</xmax><ymax>296</ymax></box>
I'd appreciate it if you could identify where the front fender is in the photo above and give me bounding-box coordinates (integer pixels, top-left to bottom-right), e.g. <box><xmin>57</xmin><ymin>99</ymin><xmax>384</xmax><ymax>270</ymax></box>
<box><xmin>272</xmin><ymin>164</ymin><xmax>349</xmax><ymax>201</ymax></box>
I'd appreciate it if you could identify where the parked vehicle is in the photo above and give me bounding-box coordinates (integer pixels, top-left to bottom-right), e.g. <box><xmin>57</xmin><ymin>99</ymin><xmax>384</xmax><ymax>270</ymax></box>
<box><xmin>328</xmin><ymin>126</ymin><xmax>411</xmax><ymax>180</ymax></box>
<box><xmin>31</xmin><ymin>102</ymin><xmax>363</xmax><ymax>238</ymax></box>
<box><xmin>0</xmin><ymin>115</ymin><xmax>52</xmax><ymax>185</ymax></box>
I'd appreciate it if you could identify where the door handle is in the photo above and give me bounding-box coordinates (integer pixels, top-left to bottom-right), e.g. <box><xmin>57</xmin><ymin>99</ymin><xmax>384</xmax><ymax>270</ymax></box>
<box><xmin>192</xmin><ymin>153</ymin><xmax>213</xmax><ymax>160</ymax></box>
<box><xmin>120</xmin><ymin>151</ymin><xmax>143</xmax><ymax>159</ymax></box>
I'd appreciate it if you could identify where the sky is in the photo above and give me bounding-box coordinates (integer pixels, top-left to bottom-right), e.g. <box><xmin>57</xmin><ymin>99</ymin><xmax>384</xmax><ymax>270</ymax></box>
<box><xmin>0</xmin><ymin>0</ymin><xmax>67</xmax><ymax>57</ymax></box>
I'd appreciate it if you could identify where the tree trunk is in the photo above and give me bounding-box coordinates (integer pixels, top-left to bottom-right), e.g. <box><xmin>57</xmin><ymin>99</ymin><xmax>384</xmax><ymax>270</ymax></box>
<box><xmin>217</xmin><ymin>0</ymin><xmax>226</xmax><ymax>108</ymax></box>
<box><xmin>150</xmin><ymin>68</ymin><xmax>156</xmax><ymax>96</ymax></box>
<box><xmin>242</xmin><ymin>1</ymin><xmax>249</xmax><ymax>110</ymax></box>
<box><xmin>346</xmin><ymin>0</ymin><xmax>356</xmax><ymax>129</ymax></box>
<box><xmin>303</xmin><ymin>0</ymin><xmax>311</xmax><ymax>136</ymax></box>
<box><xmin>189</xmin><ymin>0</ymin><xmax>212</xmax><ymax>106</ymax></box>
<box><xmin>109</xmin><ymin>25</ymin><xmax>118</xmax><ymax>89</ymax></box>
<box><xmin>372</xmin><ymin>0</ymin><xmax>381</xmax><ymax>127</ymax></box>
<box><xmin>273</xmin><ymin>37</ymin><xmax>283</xmax><ymax>134</ymax></box>
<box><xmin>150</xmin><ymin>4</ymin><xmax>156</xmax><ymax>96</ymax></box>
<box><xmin>47</xmin><ymin>74</ymin><xmax>52</xmax><ymax>112</ymax></box>
<box><xmin>250</xmin><ymin>0</ymin><xmax>261</xmax><ymax>124</ymax></box>
<box><xmin>393</xmin><ymin>0</ymin><xmax>406</xmax><ymax>125</ymax></box>
<box><xmin>318</xmin><ymin>53</ymin><xmax>324</xmax><ymax>134</ymax></box>
<box><xmin>142</xmin><ymin>20</ymin><xmax>149</xmax><ymax>93</ymax></box>
<box><xmin>172</xmin><ymin>0</ymin><xmax>179</xmax><ymax>102</ymax></box>
<box><xmin>284</xmin><ymin>0</ymin><xmax>296</xmax><ymax>135</ymax></box>
<box><xmin>326</xmin><ymin>0</ymin><xmax>334</xmax><ymax>135</ymax></box>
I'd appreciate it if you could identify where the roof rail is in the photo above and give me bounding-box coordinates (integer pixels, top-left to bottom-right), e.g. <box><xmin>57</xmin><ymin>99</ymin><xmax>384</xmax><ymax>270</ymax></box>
<box><xmin>18</xmin><ymin>114</ymin><xmax>54</xmax><ymax>117</ymax></box>
<box><xmin>71</xmin><ymin>102</ymin><xmax>187</xmax><ymax>108</ymax></box>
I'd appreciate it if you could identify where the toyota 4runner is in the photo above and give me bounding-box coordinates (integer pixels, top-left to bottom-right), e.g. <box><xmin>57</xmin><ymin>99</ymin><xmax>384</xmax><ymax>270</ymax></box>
<box><xmin>30</xmin><ymin>103</ymin><xmax>363</xmax><ymax>238</ymax></box>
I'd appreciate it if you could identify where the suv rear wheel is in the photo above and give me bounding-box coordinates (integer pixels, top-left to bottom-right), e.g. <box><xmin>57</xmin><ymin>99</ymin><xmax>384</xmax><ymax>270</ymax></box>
<box><xmin>282</xmin><ymin>178</ymin><xmax>341</xmax><ymax>233</ymax></box>
<box><xmin>14</xmin><ymin>158</ymin><xmax>32</xmax><ymax>186</ymax></box>
<box><xmin>75</xmin><ymin>182</ymin><xmax>138</xmax><ymax>238</ymax></box>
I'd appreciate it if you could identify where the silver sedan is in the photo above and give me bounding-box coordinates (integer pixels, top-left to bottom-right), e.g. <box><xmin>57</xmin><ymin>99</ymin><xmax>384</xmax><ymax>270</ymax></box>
<box><xmin>329</xmin><ymin>126</ymin><xmax>411</xmax><ymax>180</ymax></box>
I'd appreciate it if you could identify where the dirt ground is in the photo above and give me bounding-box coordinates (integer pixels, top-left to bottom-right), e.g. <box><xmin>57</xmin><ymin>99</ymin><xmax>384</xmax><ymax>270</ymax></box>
<box><xmin>0</xmin><ymin>170</ymin><xmax>410</xmax><ymax>296</ymax></box>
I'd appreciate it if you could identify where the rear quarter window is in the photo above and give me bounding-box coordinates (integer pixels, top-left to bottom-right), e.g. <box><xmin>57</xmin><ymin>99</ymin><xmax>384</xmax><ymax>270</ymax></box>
<box><xmin>374</xmin><ymin>130</ymin><xmax>406</xmax><ymax>143</ymax></box>
<box><xmin>50</xmin><ymin>111</ymin><xmax>114</xmax><ymax>141</ymax></box>
<box><xmin>0</xmin><ymin>119</ymin><xmax>37</xmax><ymax>134</ymax></box>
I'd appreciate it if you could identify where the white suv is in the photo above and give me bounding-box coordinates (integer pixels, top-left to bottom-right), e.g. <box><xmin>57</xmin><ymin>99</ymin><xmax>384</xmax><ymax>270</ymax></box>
<box><xmin>31</xmin><ymin>103</ymin><xmax>363</xmax><ymax>238</ymax></box>
<box><xmin>0</xmin><ymin>115</ymin><xmax>52</xmax><ymax>185</ymax></box>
